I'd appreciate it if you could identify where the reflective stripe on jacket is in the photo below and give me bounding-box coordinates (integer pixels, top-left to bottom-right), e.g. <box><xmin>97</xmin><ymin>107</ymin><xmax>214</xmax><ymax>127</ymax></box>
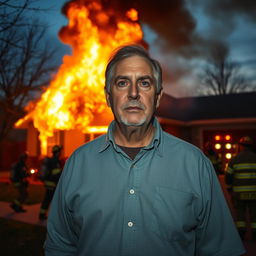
<box><xmin>225</xmin><ymin>149</ymin><xmax>256</xmax><ymax>200</ymax></box>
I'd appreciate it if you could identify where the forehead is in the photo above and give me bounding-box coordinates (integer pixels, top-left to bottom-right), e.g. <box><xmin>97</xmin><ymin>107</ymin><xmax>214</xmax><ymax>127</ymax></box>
<box><xmin>114</xmin><ymin>55</ymin><xmax>153</xmax><ymax>76</ymax></box>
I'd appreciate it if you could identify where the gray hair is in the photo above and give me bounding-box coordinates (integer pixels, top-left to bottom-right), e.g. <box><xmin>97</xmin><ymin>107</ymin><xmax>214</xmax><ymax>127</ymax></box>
<box><xmin>105</xmin><ymin>44</ymin><xmax>162</xmax><ymax>93</ymax></box>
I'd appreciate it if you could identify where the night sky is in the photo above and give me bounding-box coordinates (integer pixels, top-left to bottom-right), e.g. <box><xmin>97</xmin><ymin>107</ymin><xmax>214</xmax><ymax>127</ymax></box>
<box><xmin>35</xmin><ymin>0</ymin><xmax>256</xmax><ymax>97</ymax></box>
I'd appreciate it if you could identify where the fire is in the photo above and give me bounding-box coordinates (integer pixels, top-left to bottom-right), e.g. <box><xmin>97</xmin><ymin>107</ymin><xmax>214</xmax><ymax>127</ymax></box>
<box><xmin>16</xmin><ymin>0</ymin><xmax>143</xmax><ymax>155</ymax></box>
<box><xmin>126</xmin><ymin>8</ymin><xmax>139</xmax><ymax>21</ymax></box>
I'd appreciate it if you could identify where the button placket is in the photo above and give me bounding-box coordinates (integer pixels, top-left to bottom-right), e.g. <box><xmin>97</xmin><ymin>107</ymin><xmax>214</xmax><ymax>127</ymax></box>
<box><xmin>126</xmin><ymin>163</ymin><xmax>137</xmax><ymax>230</ymax></box>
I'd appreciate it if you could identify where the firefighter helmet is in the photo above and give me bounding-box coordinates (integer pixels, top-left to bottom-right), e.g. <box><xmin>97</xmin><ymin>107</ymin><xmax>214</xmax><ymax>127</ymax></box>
<box><xmin>52</xmin><ymin>145</ymin><xmax>62</xmax><ymax>153</ymax></box>
<box><xmin>239</xmin><ymin>136</ymin><xmax>253</xmax><ymax>146</ymax></box>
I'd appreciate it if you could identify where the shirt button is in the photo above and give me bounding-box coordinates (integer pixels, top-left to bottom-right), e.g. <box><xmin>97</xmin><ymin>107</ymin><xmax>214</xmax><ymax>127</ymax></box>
<box><xmin>128</xmin><ymin>221</ymin><xmax>133</xmax><ymax>227</ymax></box>
<box><xmin>129</xmin><ymin>189</ymin><xmax>135</xmax><ymax>195</ymax></box>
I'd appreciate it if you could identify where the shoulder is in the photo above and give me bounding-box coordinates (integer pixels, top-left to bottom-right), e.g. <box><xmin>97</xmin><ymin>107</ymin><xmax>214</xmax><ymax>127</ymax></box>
<box><xmin>74</xmin><ymin>134</ymin><xmax>106</xmax><ymax>154</ymax></box>
<box><xmin>161</xmin><ymin>131</ymin><xmax>213</xmax><ymax>178</ymax></box>
<box><xmin>162</xmin><ymin>131</ymin><xmax>205</xmax><ymax>160</ymax></box>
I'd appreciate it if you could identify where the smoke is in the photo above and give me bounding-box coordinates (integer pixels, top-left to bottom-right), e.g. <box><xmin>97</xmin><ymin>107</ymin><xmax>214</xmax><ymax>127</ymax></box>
<box><xmin>60</xmin><ymin>0</ymin><xmax>256</xmax><ymax>96</ymax></box>
<box><xmin>189</xmin><ymin>0</ymin><xmax>256</xmax><ymax>56</ymax></box>
<box><xmin>199</xmin><ymin>0</ymin><xmax>256</xmax><ymax>23</ymax></box>
<box><xmin>61</xmin><ymin>0</ymin><xmax>198</xmax><ymax>54</ymax></box>
<box><xmin>60</xmin><ymin>0</ymin><xmax>255</xmax><ymax>62</ymax></box>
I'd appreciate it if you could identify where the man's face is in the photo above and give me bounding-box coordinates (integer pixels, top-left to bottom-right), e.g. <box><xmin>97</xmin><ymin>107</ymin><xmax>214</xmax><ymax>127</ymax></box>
<box><xmin>105</xmin><ymin>56</ymin><xmax>162</xmax><ymax>127</ymax></box>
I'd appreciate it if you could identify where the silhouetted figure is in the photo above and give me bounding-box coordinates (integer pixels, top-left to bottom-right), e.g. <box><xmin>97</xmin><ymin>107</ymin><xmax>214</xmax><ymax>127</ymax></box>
<box><xmin>10</xmin><ymin>153</ymin><xmax>29</xmax><ymax>212</ymax></box>
<box><xmin>39</xmin><ymin>145</ymin><xmax>63</xmax><ymax>220</ymax></box>
<box><xmin>225</xmin><ymin>136</ymin><xmax>256</xmax><ymax>240</ymax></box>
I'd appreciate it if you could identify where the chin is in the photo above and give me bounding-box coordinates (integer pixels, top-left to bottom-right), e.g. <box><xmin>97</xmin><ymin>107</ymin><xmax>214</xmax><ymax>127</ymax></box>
<box><xmin>120</xmin><ymin>117</ymin><xmax>147</xmax><ymax>127</ymax></box>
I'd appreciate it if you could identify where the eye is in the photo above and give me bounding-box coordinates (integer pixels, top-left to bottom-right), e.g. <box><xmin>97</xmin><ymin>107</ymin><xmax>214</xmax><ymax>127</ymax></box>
<box><xmin>116</xmin><ymin>79</ymin><xmax>129</xmax><ymax>88</ymax></box>
<box><xmin>139</xmin><ymin>79</ymin><xmax>151</xmax><ymax>88</ymax></box>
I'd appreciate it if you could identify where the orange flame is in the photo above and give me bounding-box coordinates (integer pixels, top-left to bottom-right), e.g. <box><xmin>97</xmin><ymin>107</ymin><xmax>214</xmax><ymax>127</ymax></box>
<box><xmin>126</xmin><ymin>8</ymin><xmax>139</xmax><ymax>21</ymax></box>
<box><xmin>16</xmin><ymin>1</ymin><xmax>143</xmax><ymax>155</ymax></box>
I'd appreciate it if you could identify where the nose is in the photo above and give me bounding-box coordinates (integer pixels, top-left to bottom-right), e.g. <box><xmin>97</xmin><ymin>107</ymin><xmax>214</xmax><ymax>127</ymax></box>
<box><xmin>128</xmin><ymin>82</ymin><xmax>140</xmax><ymax>100</ymax></box>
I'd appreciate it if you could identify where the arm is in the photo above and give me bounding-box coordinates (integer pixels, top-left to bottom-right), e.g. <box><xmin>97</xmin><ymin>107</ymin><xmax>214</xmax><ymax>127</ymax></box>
<box><xmin>44</xmin><ymin>156</ymin><xmax>78</xmax><ymax>255</ymax></box>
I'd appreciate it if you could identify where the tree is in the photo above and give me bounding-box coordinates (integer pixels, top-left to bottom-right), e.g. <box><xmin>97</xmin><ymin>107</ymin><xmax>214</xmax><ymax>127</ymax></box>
<box><xmin>0</xmin><ymin>1</ymin><xmax>58</xmax><ymax>141</ymax></box>
<box><xmin>198</xmin><ymin>44</ymin><xmax>251</xmax><ymax>95</ymax></box>
<box><xmin>0</xmin><ymin>0</ymin><xmax>35</xmax><ymax>33</ymax></box>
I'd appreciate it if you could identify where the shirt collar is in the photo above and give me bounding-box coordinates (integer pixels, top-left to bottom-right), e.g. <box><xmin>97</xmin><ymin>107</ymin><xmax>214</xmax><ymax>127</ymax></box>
<box><xmin>99</xmin><ymin>117</ymin><xmax>163</xmax><ymax>156</ymax></box>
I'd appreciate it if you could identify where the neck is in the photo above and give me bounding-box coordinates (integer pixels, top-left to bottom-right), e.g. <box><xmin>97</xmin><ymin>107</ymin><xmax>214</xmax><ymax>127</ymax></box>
<box><xmin>113</xmin><ymin>119</ymin><xmax>155</xmax><ymax>147</ymax></box>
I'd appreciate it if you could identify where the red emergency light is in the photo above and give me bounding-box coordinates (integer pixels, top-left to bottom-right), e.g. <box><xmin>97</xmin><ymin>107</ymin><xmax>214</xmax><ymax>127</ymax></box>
<box><xmin>225</xmin><ymin>135</ymin><xmax>231</xmax><ymax>141</ymax></box>
<box><xmin>214</xmin><ymin>135</ymin><xmax>221</xmax><ymax>141</ymax></box>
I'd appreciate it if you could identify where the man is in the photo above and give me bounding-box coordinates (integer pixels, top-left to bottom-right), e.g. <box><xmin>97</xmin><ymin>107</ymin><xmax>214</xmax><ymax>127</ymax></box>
<box><xmin>225</xmin><ymin>136</ymin><xmax>256</xmax><ymax>240</ymax></box>
<box><xmin>39</xmin><ymin>145</ymin><xmax>63</xmax><ymax>220</ymax></box>
<box><xmin>10</xmin><ymin>152</ymin><xmax>29</xmax><ymax>212</ymax></box>
<box><xmin>45</xmin><ymin>45</ymin><xmax>245</xmax><ymax>255</ymax></box>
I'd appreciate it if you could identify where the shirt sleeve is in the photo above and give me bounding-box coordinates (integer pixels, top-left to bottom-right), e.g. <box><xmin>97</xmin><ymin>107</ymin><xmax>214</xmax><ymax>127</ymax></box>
<box><xmin>195</xmin><ymin>157</ymin><xmax>245</xmax><ymax>256</ymax></box>
<box><xmin>44</xmin><ymin>155</ymin><xmax>78</xmax><ymax>255</ymax></box>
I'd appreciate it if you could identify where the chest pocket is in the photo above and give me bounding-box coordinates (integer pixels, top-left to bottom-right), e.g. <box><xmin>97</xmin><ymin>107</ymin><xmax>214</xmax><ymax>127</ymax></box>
<box><xmin>151</xmin><ymin>186</ymin><xmax>198</xmax><ymax>242</ymax></box>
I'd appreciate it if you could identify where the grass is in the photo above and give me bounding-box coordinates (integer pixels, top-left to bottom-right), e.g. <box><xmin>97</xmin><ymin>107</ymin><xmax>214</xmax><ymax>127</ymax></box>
<box><xmin>0</xmin><ymin>218</ymin><xmax>46</xmax><ymax>255</ymax></box>
<box><xmin>0</xmin><ymin>182</ymin><xmax>45</xmax><ymax>204</ymax></box>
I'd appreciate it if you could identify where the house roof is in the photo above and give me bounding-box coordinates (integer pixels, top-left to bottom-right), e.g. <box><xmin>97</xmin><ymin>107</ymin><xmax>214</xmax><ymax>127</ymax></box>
<box><xmin>156</xmin><ymin>92</ymin><xmax>256</xmax><ymax>122</ymax></box>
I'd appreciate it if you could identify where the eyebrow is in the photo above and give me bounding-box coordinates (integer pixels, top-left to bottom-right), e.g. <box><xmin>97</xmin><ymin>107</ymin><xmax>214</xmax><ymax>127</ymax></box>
<box><xmin>114</xmin><ymin>76</ymin><xmax>129</xmax><ymax>82</ymax></box>
<box><xmin>137</xmin><ymin>75</ymin><xmax>154</xmax><ymax>81</ymax></box>
<box><xmin>114</xmin><ymin>75</ymin><xmax>154</xmax><ymax>83</ymax></box>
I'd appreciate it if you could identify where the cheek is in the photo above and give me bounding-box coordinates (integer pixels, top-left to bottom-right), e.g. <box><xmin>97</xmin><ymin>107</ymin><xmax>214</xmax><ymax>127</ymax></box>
<box><xmin>111</xmin><ymin>95</ymin><xmax>123</xmax><ymax>111</ymax></box>
<box><xmin>145</xmin><ymin>96</ymin><xmax>156</xmax><ymax>111</ymax></box>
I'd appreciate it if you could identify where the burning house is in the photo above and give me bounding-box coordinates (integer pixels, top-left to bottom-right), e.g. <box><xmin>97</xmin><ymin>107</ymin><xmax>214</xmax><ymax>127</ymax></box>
<box><xmin>15</xmin><ymin>0</ymin><xmax>144</xmax><ymax>161</ymax></box>
<box><xmin>8</xmin><ymin>0</ymin><xmax>256</xmax><ymax>171</ymax></box>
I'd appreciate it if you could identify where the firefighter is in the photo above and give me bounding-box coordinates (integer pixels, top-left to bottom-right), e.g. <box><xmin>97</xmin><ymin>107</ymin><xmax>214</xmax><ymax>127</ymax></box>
<box><xmin>39</xmin><ymin>145</ymin><xmax>63</xmax><ymax>220</ymax></box>
<box><xmin>205</xmin><ymin>141</ymin><xmax>223</xmax><ymax>175</ymax></box>
<box><xmin>225</xmin><ymin>136</ymin><xmax>256</xmax><ymax>240</ymax></box>
<box><xmin>10</xmin><ymin>152</ymin><xmax>29</xmax><ymax>212</ymax></box>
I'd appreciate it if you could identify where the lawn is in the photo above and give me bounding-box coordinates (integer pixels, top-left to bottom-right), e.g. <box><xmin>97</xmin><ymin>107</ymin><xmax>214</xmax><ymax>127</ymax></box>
<box><xmin>0</xmin><ymin>182</ymin><xmax>45</xmax><ymax>204</ymax></box>
<box><xmin>0</xmin><ymin>218</ymin><xmax>46</xmax><ymax>255</ymax></box>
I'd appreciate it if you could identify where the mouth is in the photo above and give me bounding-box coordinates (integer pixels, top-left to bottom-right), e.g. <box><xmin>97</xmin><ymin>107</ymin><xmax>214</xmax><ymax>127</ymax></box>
<box><xmin>124</xmin><ymin>106</ymin><xmax>143</xmax><ymax>112</ymax></box>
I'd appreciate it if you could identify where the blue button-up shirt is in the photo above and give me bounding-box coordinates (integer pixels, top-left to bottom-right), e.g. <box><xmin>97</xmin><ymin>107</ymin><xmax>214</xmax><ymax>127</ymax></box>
<box><xmin>45</xmin><ymin>119</ymin><xmax>245</xmax><ymax>256</ymax></box>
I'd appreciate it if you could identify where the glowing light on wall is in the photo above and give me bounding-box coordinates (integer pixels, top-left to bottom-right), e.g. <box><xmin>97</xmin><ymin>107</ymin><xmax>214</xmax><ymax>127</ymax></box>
<box><xmin>215</xmin><ymin>143</ymin><xmax>221</xmax><ymax>150</ymax></box>
<box><xmin>225</xmin><ymin>143</ymin><xmax>232</xmax><ymax>149</ymax></box>
<box><xmin>225</xmin><ymin>153</ymin><xmax>232</xmax><ymax>159</ymax></box>
<box><xmin>215</xmin><ymin>135</ymin><xmax>221</xmax><ymax>141</ymax></box>
<box><xmin>225</xmin><ymin>135</ymin><xmax>231</xmax><ymax>141</ymax></box>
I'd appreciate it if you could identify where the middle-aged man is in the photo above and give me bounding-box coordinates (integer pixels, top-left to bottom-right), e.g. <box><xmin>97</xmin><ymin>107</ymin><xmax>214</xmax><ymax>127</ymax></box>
<box><xmin>45</xmin><ymin>45</ymin><xmax>245</xmax><ymax>256</ymax></box>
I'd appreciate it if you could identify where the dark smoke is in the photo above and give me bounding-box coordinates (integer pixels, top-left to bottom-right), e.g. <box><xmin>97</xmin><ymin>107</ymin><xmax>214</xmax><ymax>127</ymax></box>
<box><xmin>60</xmin><ymin>0</ymin><xmax>256</xmax><ymax>58</ymax></box>
<box><xmin>60</xmin><ymin>0</ymin><xmax>198</xmax><ymax>56</ymax></box>
<box><xmin>60</xmin><ymin>0</ymin><xmax>256</xmax><ymax>96</ymax></box>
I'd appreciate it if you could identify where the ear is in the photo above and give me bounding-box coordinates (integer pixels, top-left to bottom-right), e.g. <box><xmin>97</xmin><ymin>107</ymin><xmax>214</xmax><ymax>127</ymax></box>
<box><xmin>156</xmin><ymin>90</ymin><xmax>163</xmax><ymax>108</ymax></box>
<box><xmin>104</xmin><ymin>87</ymin><xmax>111</xmax><ymax>107</ymax></box>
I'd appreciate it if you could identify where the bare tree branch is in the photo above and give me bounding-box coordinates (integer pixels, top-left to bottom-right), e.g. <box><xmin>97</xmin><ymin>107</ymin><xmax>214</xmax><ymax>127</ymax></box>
<box><xmin>198</xmin><ymin>45</ymin><xmax>254</xmax><ymax>95</ymax></box>
<box><xmin>0</xmin><ymin>9</ymin><xmax>59</xmax><ymax>141</ymax></box>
